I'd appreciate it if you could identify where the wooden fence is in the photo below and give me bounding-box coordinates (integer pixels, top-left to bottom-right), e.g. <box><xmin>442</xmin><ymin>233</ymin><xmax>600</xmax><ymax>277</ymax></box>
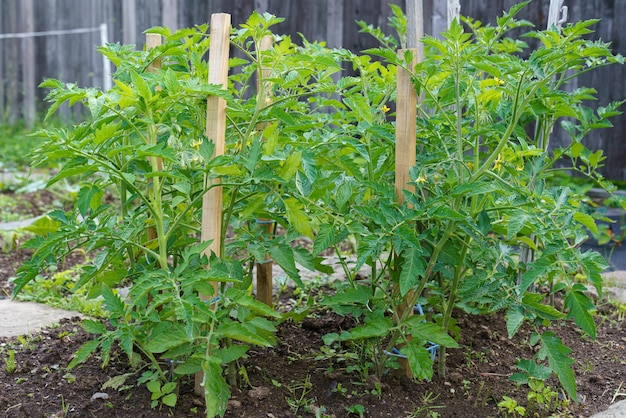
<box><xmin>1</xmin><ymin>0</ymin><xmax>625</xmax><ymax>179</ymax></box>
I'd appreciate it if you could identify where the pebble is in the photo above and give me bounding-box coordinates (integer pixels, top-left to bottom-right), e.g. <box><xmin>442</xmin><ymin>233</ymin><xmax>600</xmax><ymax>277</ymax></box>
<box><xmin>249</xmin><ymin>386</ymin><xmax>271</xmax><ymax>400</ymax></box>
<box><xmin>90</xmin><ymin>392</ymin><xmax>109</xmax><ymax>401</ymax></box>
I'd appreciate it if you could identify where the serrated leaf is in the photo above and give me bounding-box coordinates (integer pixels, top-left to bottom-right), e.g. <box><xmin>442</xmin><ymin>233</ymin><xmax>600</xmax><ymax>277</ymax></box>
<box><xmin>507</xmin><ymin>212</ymin><xmax>529</xmax><ymax>239</ymax></box>
<box><xmin>564</xmin><ymin>290</ymin><xmax>596</xmax><ymax>338</ymax></box>
<box><xmin>213</xmin><ymin>345</ymin><xmax>249</xmax><ymax>364</ymax></box>
<box><xmin>522</xmin><ymin>293</ymin><xmax>565</xmax><ymax>321</ymax></box>
<box><xmin>101</xmin><ymin>286</ymin><xmax>126</xmax><ymax>318</ymax></box>
<box><xmin>515</xmin><ymin>359</ymin><xmax>553</xmax><ymax>381</ymax></box>
<box><xmin>505</xmin><ymin>306</ymin><xmax>525</xmax><ymax>338</ymax></box>
<box><xmin>144</xmin><ymin>322</ymin><xmax>190</xmax><ymax>353</ymax></box>
<box><xmin>573</xmin><ymin>212</ymin><xmax>598</xmax><ymax>236</ymax></box>
<box><xmin>283</xmin><ymin>197</ymin><xmax>313</xmax><ymax>238</ymax></box>
<box><xmin>452</xmin><ymin>181</ymin><xmax>499</xmax><ymax>197</ymax></box>
<box><xmin>335</xmin><ymin>181</ymin><xmax>352</xmax><ymax>210</ymax></box>
<box><xmin>102</xmin><ymin>372</ymin><xmax>134</xmax><ymax>390</ymax></box>
<box><xmin>403</xmin><ymin>339</ymin><xmax>433</xmax><ymax>380</ymax></box>
<box><xmin>340</xmin><ymin>317</ymin><xmax>393</xmax><ymax>340</ymax></box>
<box><xmin>81</xmin><ymin>319</ymin><xmax>107</xmax><ymax>335</ymax></box>
<box><xmin>405</xmin><ymin>319</ymin><xmax>459</xmax><ymax>348</ymax></box>
<box><xmin>538</xmin><ymin>332</ymin><xmax>577</xmax><ymax>401</ymax></box>
<box><xmin>312</xmin><ymin>224</ymin><xmax>336</xmax><ymax>256</ymax></box>
<box><xmin>77</xmin><ymin>184</ymin><xmax>102</xmax><ymax>217</ymax></box>
<box><xmin>269</xmin><ymin>244</ymin><xmax>302</xmax><ymax>287</ymax></box>
<box><xmin>203</xmin><ymin>356</ymin><xmax>230</xmax><ymax>418</ymax></box>
<box><xmin>22</xmin><ymin>216</ymin><xmax>61</xmax><ymax>235</ymax></box>
<box><xmin>279</xmin><ymin>151</ymin><xmax>302</xmax><ymax>181</ymax></box>
<box><xmin>67</xmin><ymin>339</ymin><xmax>100</xmax><ymax>370</ymax></box>
<box><xmin>399</xmin><ymin>247</ymin><xmax>425</xmax><ymax>296</ymax></box>
<box><xmin>217</xmin><ymin>322</ymin><xmax>274</xmax><ymax>347</ymax></box>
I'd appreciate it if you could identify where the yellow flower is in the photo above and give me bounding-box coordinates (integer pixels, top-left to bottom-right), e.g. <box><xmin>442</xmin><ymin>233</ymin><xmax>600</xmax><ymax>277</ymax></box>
<box><xmin>190</xmin><ymin>138</ymin><xmax>203</xmax><ymax>150</ymax></box>
<box><xmin>493</xmin><ymin>154</ymin><xmax>504</xmax><ymax>171</ymax></box>
<box><xmin>382</xmin><ymin>105</ymin><xmax>391</xmax><ymax>113</ymax></box>
<box><xmin>494</xmin><ymin>77</ymin><xmax>505</xmax><ymax>86</ymax></box>
<box><xmin>416</xmin><ymin>174</ymin><xmax>427</xmax><ymax>184</ymax></box>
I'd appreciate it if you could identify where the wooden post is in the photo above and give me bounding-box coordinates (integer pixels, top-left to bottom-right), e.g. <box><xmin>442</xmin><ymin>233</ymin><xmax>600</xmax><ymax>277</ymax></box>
<box><xmin>146</xmin><ymin>33</ymin><xmax>163</xmax><ymax>245</ymax></box>
<box><xmin>195</xmin><ymin>13</ymin><xmax>231</xmax><ymax>397</ymax></box>
<box><xmin>122</xmin><ymin>0</ymin><xmax>136</xmax><ymax>46</ymax></box>
<box><xmin>395</xmin><ymin>0</ymin><xmax>424</xmax><ymax>378</ymax></box>
<box><xmin>447</xmin><ymin>0</ymin><xmax>461</xmax><ymax>28</ymax></box>
<box><xmin>256</xmin><ymin>35</ymin><xmax>274</xmax><ymax>306</ymax></box>
<box><xmin>547</xmin><ymin>0</ymin><xmax>567</xmax><ymax>30</ymax></box>
<box><xmin>146</xmin><ymin>33</ymin><xmax>162</xmax><ymax>71</ymax></box>
<box><xmin>21</xmin><ymin>0</ymin><xmax>35</xmax><ymax>128</ymax></box>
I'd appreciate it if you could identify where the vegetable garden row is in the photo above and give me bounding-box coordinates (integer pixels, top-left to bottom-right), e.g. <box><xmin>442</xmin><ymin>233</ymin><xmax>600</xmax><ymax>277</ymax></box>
<box><xmin>12</xmin><ymin>2</ymin><xmax>625</xmax><ymax>416</ymax></box>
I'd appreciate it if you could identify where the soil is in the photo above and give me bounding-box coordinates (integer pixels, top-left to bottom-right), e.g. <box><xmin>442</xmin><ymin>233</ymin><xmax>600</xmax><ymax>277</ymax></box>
<box><xmin>0</xmin><ymin>190</ymin><xmax>625</xmax><ymax>418</ymax></box>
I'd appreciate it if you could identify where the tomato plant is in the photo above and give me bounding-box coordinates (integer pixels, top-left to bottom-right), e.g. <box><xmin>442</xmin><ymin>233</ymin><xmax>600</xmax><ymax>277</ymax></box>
<box><xmin>13</xmin><ymin>3</ymin><xmax>624</xmax><ymax>416</ymax></box>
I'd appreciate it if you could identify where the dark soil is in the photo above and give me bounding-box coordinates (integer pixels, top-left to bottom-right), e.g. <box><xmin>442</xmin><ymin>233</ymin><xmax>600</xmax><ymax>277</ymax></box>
<box><xmin>0</xmin><ymin>190</ymin><xmax>625</xmax><ymax>417</ymax></box>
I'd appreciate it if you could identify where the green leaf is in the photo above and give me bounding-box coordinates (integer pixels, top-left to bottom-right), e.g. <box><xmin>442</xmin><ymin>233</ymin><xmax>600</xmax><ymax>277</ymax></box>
<box><xmin>312</xmin><ymin>223</ymin><xmax>336</xmax><ymax>256</ymax></box>
<box><xmin>269</xmin><ymin>244</ymin><xmax>302</xmax><ymax>287</ymax></box>
<box><xmin>515</xmin><ymin>359</ymin><xmax>553</xmax><ymax>381</ymax></box>
<box><xmin>398</xmin><ymin>247</ymin><xmax>425</xmax><ymax>296</ymax></box>
<box><xmin>101</xmin><ymin>286</ymin><xmax>126</xmax><ymax>319</ymax></box>
<box><xmin>81</xmin><ymin>319</ymin><xmax>107</xmax><ymax>335</ymax></box>
<box><xmin>129</xmin><ymin>69</ymin><xmax>152</xmax><ymax>104</ymax></box>
<box><xmin>279</xmin><ymin>151</ymin><xmax>302</xmax><ymax>181</ymax></box>
<box><xmin>203</xmin><ymin>356</ymin><xmax>230</xmax><ymax>418</ymax></box>
<box><xmin>162</xmin><ymin>393</ymin><xmax>177</xmax><ymax>407</ymax></box>
<box><xmin>213</xmin><ymin>345</ymin><xmax>249</xmax><ymax>364</ymax></box>
<box><xmin>507</xmin><ymin>212</ymin><xmax>529</xmax><ymax>239</ymax></box>
<box><xmin>538</xmin><ymin>332</ymin><xmax>577</xmax><ymax>401</ymax></box>
<box><xmin>67</xmin><ymin>339</ymin><xmax>100</xmax><ymax>370</ymax></box>
<box><xmin>403</xmin><ymin>339</ymin><xmax>434</xmax><ymax>381</ymax></box>
<box><xmin>283</xmin><ymin>197</ymin><xmax>313</xmax><ymax>238</ymax></box>
<box><xmin>573</xmin><ymin>212</ymin><xmax>598</xmax><ymax>236</ymax></box>
<box><xmin>564</xmin><ymin>289</ymin><xmax>596</xmax><ymax>338</ymax></box>
<box><xmin>405</xmin><ymin>319</ymin><xmax>459</xmax><ymax>348</ymax></box>
<box><xmin>505</xmin><ymin>306</ymin><xmax>525</xmax><ymax>338</ymax></box>
<box><xmin>340</xmin><ymin>317</ymin><xmax>393</xmax><ymax>340</ymax></box>
<box><xmin>217</xmin><ymin>322</ymin><xmax>274</xmax><ymax>347</ymax></box>
<box><xmin>77</xmin><ymin>184</ymin><xmax>102</xmax><ymax>217</ymax></box>
<box><xmin>522</xmin><ymin>293</ymin><xmax>565</xmax><ymax>321</ymax></box>
<box><xmin>22</xmin><ymin>216</ymin><xmax>61</xmax><ymax>235</ymax></box>
<box><xmin>335</xmin><ymin>181</ymin><xmax>352</xmax><ymax>210</ymax></box>
<box><xmin>144</xmin><ymin>322</ymin><xmax>190</xmax><ymax>353</ymax></box>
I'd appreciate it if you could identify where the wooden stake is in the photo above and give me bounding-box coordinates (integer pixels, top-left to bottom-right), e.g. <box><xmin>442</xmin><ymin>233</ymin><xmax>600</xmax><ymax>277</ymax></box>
<box><xmin>195</xmin><ymin>13</ymin><xmax>231</xmax><ymax>397</ymax></box>
<box><xmin>256</xmin><ymin>35</ymin><xmax>274</xmax><ymax>306</ymax></box>
<box><xmin>146</xmin><ymin>33</ymin><xmax>162</xmax><ymax>245</ymax></box>
<box><xmin>146</xmin><ymin>33</ymin><xmax>162</xmax><ymax>72</ymax></box>
<box><xmin>394</xmin><ymin>0</ymin><xmax>424</xmax><ymax>378</ymax></box>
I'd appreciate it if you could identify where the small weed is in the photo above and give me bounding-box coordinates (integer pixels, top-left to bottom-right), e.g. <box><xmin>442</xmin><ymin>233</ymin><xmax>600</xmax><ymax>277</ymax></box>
<box><xmin>60</xmin><ymin>395</ymin><xmax>70</xmax><ymax>417</ymax></box>
<box><xmin>146</xmin><ymin>379</ymin><xmax>178</xmax><ymax>408</ymax></box>
<box><xmin>285</xmin><ymin>375</ymin><xmax>315</xmax><ymax>415</ymax></box>
<box><xmin>345</xmin><ymin>403</ymin><xmax>365</xmax><ymax>417</ymax></box>
<box><xmin>581</xmin><ymin>359</ymin><xmax>595</xmax><ymax>374</ymax></box>
<box><xmin>331</xmin><ymin>382</ymin><xmax>348</xmax><ymax>396</ymax></box>
<box><xmin>497</xmin><ymin>395</ymin><xmax>526</xmax><ymax>417</ymax></box>
<box><xmin>407</xmin><ymin>391</ymin><xmax>444</xmax><ymax>417</ymax></box>
<box><xmin>4</xmin><ymin>349</ymin><xmax>17</xmax><ymax>373</ymax></box>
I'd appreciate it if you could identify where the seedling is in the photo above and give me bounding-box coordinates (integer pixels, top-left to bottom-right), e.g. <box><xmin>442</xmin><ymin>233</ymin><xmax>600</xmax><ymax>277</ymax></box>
<box><xmin>3</xmin><ymin>350</ymin><xmax>17</xmax><ymax>373</ymax></box>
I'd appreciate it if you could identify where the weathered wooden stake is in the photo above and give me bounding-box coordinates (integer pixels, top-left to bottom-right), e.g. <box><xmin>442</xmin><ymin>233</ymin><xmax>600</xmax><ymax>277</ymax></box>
<box><xmin>395</xmin><ymin>0</ymin><xmax>424</xmax><ymax>378</ymax></box>
<box><xmin>195</xmin><ymin>12</ymin><xmax>231</xmax><ymax>397</ymax></box>
<box><xmin>256</xmin><ymin>35</ymin><xmax>275</xmax><ymax>306</ymax></box>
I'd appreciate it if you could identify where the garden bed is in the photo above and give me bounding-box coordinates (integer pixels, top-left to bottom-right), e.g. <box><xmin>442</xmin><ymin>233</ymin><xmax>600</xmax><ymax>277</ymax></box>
<box><xmin>0</xmin><ymin>272</ymin><xmax>624</xmax><ymax>417</ymax></box>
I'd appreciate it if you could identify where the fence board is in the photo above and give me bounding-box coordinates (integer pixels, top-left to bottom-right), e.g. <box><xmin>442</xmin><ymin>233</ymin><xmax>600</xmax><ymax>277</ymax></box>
<box><xmin>1</xmin><ymin>0</ymin><xmax>625</xmax><ymax>179</ymax></box>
